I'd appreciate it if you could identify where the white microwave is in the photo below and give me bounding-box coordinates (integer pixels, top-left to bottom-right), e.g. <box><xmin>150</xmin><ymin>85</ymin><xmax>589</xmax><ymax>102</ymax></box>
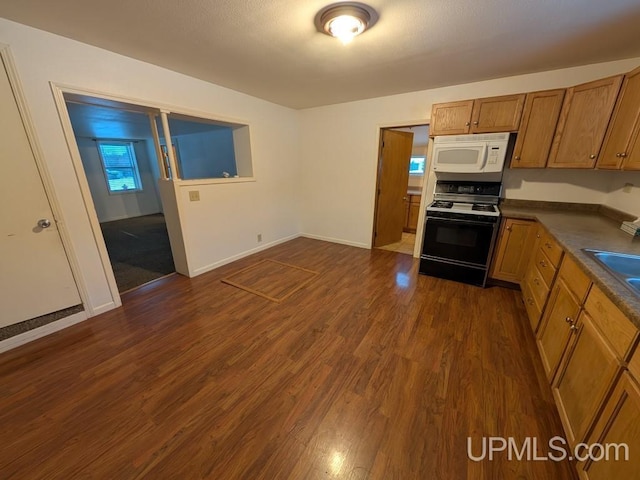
<box><xmin>432</xmin><ymin>133</ymin><xmax>511</xmax><ymax>173</ymax></box>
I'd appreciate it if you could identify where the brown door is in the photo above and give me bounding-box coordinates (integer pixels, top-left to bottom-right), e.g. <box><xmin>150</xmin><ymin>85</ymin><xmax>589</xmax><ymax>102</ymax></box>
<box><xmin>373</xmin><ymin>129</ymin><xmax>414</xmax><ymax>247</ymax></box>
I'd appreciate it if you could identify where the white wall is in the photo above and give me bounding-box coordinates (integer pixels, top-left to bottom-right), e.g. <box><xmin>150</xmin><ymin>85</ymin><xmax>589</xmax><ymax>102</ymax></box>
<box><xmin>0</xmin><ymin>18</ymin><xmax>300</xmax><ymax>314</ymax></box>
<box><xmin>299</xmin><ymin>57</ymin><xmax>640</xmax><ymax>247</ymax></box>
<box><xmin>604</xmin><ymin>171</ymin><xmax>640</xmax><ymax>218</ymax></box>
<box><xmin>76</xmin><ymin>137</ymin><xmax>162</xmax><ymax>222</ymax></box>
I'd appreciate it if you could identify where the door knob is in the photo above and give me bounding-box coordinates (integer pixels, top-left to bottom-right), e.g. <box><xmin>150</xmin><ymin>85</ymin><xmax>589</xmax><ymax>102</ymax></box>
<box><xmin>38</xmin><ymin>219</ymin><xmax>52</xmax><ymax>229</ymax></box>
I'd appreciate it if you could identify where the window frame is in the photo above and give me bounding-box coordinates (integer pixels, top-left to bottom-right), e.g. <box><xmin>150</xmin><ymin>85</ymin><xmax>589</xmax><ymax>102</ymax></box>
<box><xmin>96</xmin><ymin>140</ymin><xmax>143</xmax><ymax>195</ymax></box>
<box><xmin>409</xmin><ymin>155</ymin><xmax>426</xmax><ymax>176</ymax></box>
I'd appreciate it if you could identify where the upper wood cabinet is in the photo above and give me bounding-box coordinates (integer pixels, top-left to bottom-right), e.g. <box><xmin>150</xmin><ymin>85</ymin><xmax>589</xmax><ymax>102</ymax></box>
<box><xmin>547</xmin><ymin>75</ymin><xmax>623</xmax><ymax>169</ymax></box>
<box><xmin>510</xmin><ymin>89</ymin><xmax>565</xmax><ymax>168</ymax></box>
<box><xmin>597</xmin><ymin>66</ymin><xmax>640</xmax><ymax>170</ymax></box>
<box><xmin>430</xmin><ymin>100</ymin><xmax>474</xmax><ymax>136</ymax></box>
<box><xmin>489</xmin><ymin>218</ymin><xmax>537</xmax><ymax>283</ymax></box>
<box><xmin>430</xmin><ymin>94</ymin><xmax>525</xmax><ymax>136</ymax></box>
<box><xmin>469</xmin><ymin>94</ymin><xmax>525</xmax><ymax>133</ymax></box>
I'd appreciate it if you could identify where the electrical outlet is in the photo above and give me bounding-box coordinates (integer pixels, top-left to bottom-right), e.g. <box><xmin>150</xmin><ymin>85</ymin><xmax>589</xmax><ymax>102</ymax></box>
<box><xmin>189</xmin><ymin>190</ymin><xmax>200</xmax><ymax>201</ymax></box>
<box><xmin>623</xmin><ymin>183</ymin><xmax>634</xmax><ymax>193</ymax></box>
<box><xmin>257</xmin><ymin>234</ymin><xmax>262</xmax><ymax>242</ymax></box>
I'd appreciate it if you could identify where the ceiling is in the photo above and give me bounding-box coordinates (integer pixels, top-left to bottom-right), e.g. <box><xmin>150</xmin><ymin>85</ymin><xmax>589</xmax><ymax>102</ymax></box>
<box><xmin>2</xmin><ymin>0</ymin><xmax>640</xmax><ymax>109</ymax></box>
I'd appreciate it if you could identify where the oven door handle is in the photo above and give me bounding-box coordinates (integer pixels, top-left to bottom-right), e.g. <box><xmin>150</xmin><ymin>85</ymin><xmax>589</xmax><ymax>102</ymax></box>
<box><xmin>426</xmin><ymin>216</ymin><xmax>497</xmax><ymax>227</ymax></box>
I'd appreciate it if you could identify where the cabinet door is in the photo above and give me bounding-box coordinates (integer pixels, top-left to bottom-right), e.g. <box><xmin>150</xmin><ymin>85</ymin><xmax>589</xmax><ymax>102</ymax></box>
<box><xmin>597</xmin><ymin>66</ymin><xmax>640</xmax><ymax>169</ymax></box>
<box><xmin>547</xmin><ymin>76</ymin><xmax>623</xmax><ymax>168</ymax></box>
<box><xmin>489</xmin><ymin>218</ymin><xmax>537</xmax><ymax>283</ymax></box>
<box><xmin>536</xmin><ymin>277</ymin><xmax>581</xmax><ymax>380</ymax></box>
<box><xmin>580</xmin><ymin>372</ymin><xmax>640</xmax><ymax>480</ymax></box>
<box><xmin>430</xmin><ymin>100</ymin><xmax>473</xmax><ymax>136</ymax></box>
<box><xmin>553</xmin><ymin>311</ymin><xmax>621</xmax><ymax>447</ymax></box>
<box><xmin>407</xmin><ymin>196</ymin><xmax>421</xmax><ymax>232</ymax></box>
<box><xmin>470</xmin><ymin>94</ymin><xmax>526</xmax><ymax>133</ymax></box>
<box><xmin>511</xmin><ymin>89</ymin><xmax>565</xmax><ymax>168</ymax></box>
<box><xmin>624</xmin><ymin>123</ymin><xmax>640</xmax><ymax>170</ymax></box>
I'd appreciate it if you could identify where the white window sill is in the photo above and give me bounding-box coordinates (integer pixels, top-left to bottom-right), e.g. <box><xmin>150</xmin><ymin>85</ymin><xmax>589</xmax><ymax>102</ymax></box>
<box><xmin>175</xmin><ymin>177</ymin><xmax>256</xmax><ymax>187</ymax></box>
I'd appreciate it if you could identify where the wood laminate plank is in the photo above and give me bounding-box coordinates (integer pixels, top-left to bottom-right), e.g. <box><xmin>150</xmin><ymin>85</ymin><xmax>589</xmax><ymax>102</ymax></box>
<box><xmin>0</xmin><ymin>238</ymin><xmax>574</xmax><ymax>479</ymax></box>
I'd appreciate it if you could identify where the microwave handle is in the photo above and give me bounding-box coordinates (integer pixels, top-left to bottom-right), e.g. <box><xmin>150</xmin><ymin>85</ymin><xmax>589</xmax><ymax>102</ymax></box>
<box><xmin>478</xmin><ymin>144</ymin><xmax>488</xmax><ymax>170</ymax></box>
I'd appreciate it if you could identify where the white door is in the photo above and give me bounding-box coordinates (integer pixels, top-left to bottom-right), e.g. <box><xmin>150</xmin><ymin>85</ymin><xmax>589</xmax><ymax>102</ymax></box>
<box><xmin>0</xmin><ymin>56</ymin><xmax>81</xmax><ymax>328</ymax></box>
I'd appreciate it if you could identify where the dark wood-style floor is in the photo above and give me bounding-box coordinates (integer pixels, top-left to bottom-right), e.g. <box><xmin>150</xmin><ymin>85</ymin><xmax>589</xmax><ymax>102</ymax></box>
<box><xmin>0</xmin><ymin>238</ymin><xmax>575</xmax><ymax>479</ymax></box>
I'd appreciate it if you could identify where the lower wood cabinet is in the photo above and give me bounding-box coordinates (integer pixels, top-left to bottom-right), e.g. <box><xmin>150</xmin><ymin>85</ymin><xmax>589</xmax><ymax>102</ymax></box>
<box><xmin>579</xmin><ymin>371</ymin><xmax>640</xmax><ymax>479</ymax></box>
<box><xmin>537</xmin><ymin>256</ymin><xmax>592</xmax><ymax>380</ymax></box>
<box><xmin>403</xmin><ymin>194</ymin><xmax>421</xmax><ymax>233</ymax></box>
<box><xmin>552</xmin><ymin>310</ymin><xmax>622</xmax><ymax>447</ymax></box>
<box><xmin>490</xmin><ymin>218</ymin><xmax>538</xmax><ymax>283</ymax></box>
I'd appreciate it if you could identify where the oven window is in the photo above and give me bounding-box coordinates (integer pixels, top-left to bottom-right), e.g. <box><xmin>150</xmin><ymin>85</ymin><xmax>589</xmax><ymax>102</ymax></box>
<box><xmin>436</xmin><ymin>225</ymin><xmax>478</xmax><ymax>248</ymax></box>
<box><xmin>423</xmin><ymin>218</ymin><xmax>495</xmax><ymax>266</ymax></box>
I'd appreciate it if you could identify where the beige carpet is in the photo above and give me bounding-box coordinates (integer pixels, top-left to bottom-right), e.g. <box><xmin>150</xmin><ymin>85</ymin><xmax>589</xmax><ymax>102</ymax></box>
<box><xmin>376</xmin><ymin>232</ymin><xmax>416</xmax><ymax>255</ymax></box>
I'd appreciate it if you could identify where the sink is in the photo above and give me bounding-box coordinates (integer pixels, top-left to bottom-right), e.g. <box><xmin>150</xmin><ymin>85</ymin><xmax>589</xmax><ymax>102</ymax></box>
<box><xmin>584</xmin><ymin>249</ymin><xmax>640</xmax><ymax>296</ymax></box>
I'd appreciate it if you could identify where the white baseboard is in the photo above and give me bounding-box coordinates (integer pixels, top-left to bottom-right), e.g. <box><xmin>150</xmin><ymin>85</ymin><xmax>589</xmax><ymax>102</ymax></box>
<box><xmin>300</xmin><ymin>233</ymin><xmax>370</xmax><ymax>249</ymax></box>
<box><xmin>0</xmin><ymin>311</ymin><xmax>89</xmax><ymax>354</ymax></box>
<box><xmin>190</xmin><ymin>233</ymin><xmax>301</xmax><ymax>276</ymax></box>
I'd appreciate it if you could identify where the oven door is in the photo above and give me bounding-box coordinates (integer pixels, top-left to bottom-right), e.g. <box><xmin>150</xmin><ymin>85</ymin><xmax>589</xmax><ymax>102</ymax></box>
<box><xmin>422</xmin><ymin>216</ymin><xmax>496</xmax><ymax>267</ymax></box>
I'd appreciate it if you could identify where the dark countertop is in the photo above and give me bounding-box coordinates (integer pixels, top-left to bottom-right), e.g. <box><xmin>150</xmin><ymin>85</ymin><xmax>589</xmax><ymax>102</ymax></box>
<box><xmin>500</xmin><ymin>205</ymin><xmax>640</xmax><ymax>329</ymax></box>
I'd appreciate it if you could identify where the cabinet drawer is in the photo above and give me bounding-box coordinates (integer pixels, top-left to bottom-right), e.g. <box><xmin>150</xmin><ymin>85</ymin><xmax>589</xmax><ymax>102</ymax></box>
<box><xmin>584</xmin><ymin>285</ymin><xmax>639</xmax><ymax>361</ymax></box>
<box><xmin>526</xmin><ymin>263</ymin><xmax>551</xmax><ymax>310</ymax></box>
<box><xmin>522</xmin><ymin>279</ymin><xmax>543</xmax><ymax>330</ymax></box>
<box><xmin>534</xmin><ymin>248</ymin><xmax>557</xmax><ymax>287</ymax></box>
<box><xmin>558</xmin><ymin>255</ymin><xmax>592</xmax><ymax>303</ymax></box>
<box><xmin>629</xmin><ymin>346</ymin><xmax>640</xmax><ymax>381</ymax></box>
<box><xmin>540</xmin><ymin>231</ymin><xmax>563</xmax><ymax>267</ymax></box>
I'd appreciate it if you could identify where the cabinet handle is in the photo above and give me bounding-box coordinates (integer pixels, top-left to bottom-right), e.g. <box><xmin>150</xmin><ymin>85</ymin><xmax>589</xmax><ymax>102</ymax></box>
<box><xmin>589</xmin><ymin>154</ymin><xmax>596</xmax><ymax>159</ymax></box>
<box><xmin>514</xmin><ymin>156</ymin><xmax>521</xmax><ymax>161</ymax></box>
<box><xmin>527</xmin><ymin>298</ymin><xmax>534</xmax><ymax>306</ymax></box>
<box><xmin>545</xmin><ymin>242</ymin><xmax>552</xmax><ymax>249</ymax></box>
<box><xmin>403</xmin><ymin>196</ymin><xmax>408</xmax><ymax>201</ymax></box>
<box><xmin>616</xmin><ymin>153</ymin><xmax>622</xmax><ymax>158</ymax></box>
<box><xmin>539</xmin><ymin>260</ymin><xmax>547</xmax><ymax>268</ymax></box>
<box><xmin>620</xmin><ymin>153</ymin><xmax>628</xmax><ymax>158</ymax></box>
<box><xmin>465</xmin><ymin>122</ymin><xmax>470</xmax><ymax>127</ymax></box>
<box><xmin>536</xmin><ymin>233</ymin><xmax>541</xmax><ymax>239</ymax></box>
<box><xmin>565</xmin><ymin>316</ymin><xmax>573</xmax><ymax>324</ymax></box>
<box><xmin>570</xmin><ymin>324</ymin><xmax>579</xmax><ymax>333</ymax></box>
<box><xmin>533</xmin><ymin>277</ymin><xmax>540</xmax><ymax>286</ymax></box>
<box><xmin>473</xmin><ymin>121</ymin><xmax>479</xmax><ymax>126</ymax></box>
<box><xmin>506</xmin><ymin>225</ymin><xmax>512</xmax><ymax>231</ymax></box>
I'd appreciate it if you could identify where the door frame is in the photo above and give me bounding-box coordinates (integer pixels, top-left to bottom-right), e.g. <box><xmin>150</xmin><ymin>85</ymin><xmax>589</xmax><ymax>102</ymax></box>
<box><xmin>372</xmin><ymin>121</ymin><xmax>430</xmax><ymax>257</ymax></box>
<box><xmin>0</xmin><ymin>45</ymin><xmax>89</xmax><ymax>312</ymax></box>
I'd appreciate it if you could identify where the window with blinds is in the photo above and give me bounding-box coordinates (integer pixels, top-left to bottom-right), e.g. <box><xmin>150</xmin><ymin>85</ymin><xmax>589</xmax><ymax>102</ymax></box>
<box><xmin>97</xmin><ymin>141</ymin><xmax>143</xmax><ymax>193</ymax></box>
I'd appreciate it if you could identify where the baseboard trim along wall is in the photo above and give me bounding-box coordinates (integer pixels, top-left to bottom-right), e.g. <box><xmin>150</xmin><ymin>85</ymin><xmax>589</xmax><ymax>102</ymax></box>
<box><xmin>190</xmin><ymin>233</ymin><xmax>301</xmax><ymax>276</ymax></box>
<box><xmin>300</xmin><ymin>233</ymin><xmax>369</xmax><ymax>249</ymax></box>
<box><xmin>0</xmin><ymin>311</ymin><xmax>88</xmax><ymax>354</ymax></box>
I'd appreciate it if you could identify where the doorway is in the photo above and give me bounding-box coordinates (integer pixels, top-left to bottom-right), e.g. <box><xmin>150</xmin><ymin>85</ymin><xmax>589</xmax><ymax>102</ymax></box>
<box><xmin>373</xmin><ymin>125</ymin><xmax>429</xmax><ymax>255</ymax></box>
<box><xmin>65</xmin><ymin>99</ymin><xmax>176</xmax><ymax>293</ymax></box>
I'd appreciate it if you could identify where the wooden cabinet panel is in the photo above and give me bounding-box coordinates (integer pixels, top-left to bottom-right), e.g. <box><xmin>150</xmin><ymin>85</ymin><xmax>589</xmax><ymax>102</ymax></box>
<box><xmin>580</xmin><ymin>372</ymin><xmax>640</xmax><ymax>480</ymax></box>
<box><xmin>548</xmin><ymin>76</ymin><xmax>623</xmax><ymax>169</ymax></box>
<box><xmin>553</xmin><ymin>311</ymin><xmax>622</xmax><ymax>446</ymax></box>
<box><xmin>522</xmin><ymin>280</ymin><xmax>543</xmax><ymax>331</ymax></box>
<box><xmin>585</xmin><ymin>285</ymin><xmax>639</xmax><ymax>361</ymax></box>
<box><xmin>489</xmin><ymin>218</ymin><xmax>537</xmax><ymax>283</ymax></box>
<box><xmin>534</xmin><ymin>248</ymin><xmax>556</xmax><ymax>288</ymax></box>
<box><xmin>625</xmin><ymin>124</ymin><xmax>640</xmax><ymax>170</ymax></box>
<box><xmin>511</xmin><ymin>89</ymin><xmax>565</xmax><ymax>168</ymax></box>
<box><xmin>537</xmin><ymin>277</ymin><xmax>582</xmax><ymax>380</ymax></box>
<box><xmin>430</xmin><ymin>100</ymin><xmax>473</xmax><ymax>136</ymax></box>
<box><xmin>558</xmin><ymin>255</ymin><xmax>592</xmax><ymax>303</ymax></box>
<box><xmin>407</xmin><ymin>201</ymin><xmax>420</xmax><ymax>232</ymax></box>
<box><xmin>470</xmin><ymin>94</ymin><xmax>526</xmax><ymax>133</ymax></box>
<box><xmin>526</xmin><ymin>263</ymin><xmax>551</xmax><ymax>311</ymax></box>
<box><xmin>539</xmin><ymin>230</ymin><xmax>563</xmax><ymax>267</ymax></box>
<box><xmin>598</xmin><ymin>66</ymin><xmax>640</xmax><ymax>170</ymax></box>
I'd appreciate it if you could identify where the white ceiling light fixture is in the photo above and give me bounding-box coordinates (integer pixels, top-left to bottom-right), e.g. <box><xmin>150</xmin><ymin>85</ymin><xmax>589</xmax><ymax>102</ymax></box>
<box><xmin>315</xmin><ymin>2</ymin><xmax>379</xmax><ymax>45</ymax></box>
